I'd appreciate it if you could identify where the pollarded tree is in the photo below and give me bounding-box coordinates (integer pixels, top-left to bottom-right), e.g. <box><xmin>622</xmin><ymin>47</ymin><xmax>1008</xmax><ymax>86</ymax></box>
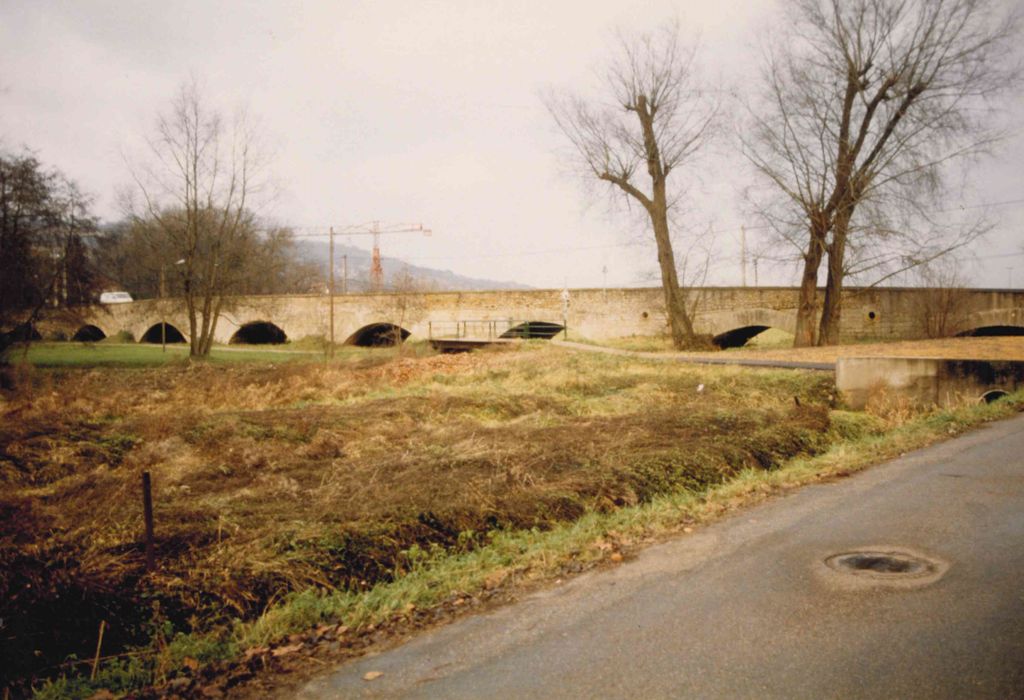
<box><xmin>744</xmin><ymin>0</ymin><xmax>1017</xmax><ymax>346</ymax></box>
<box><xmin>544</xmin><ymin>23</ymin><xmax>718</xmax><ymax>349</ymax></box>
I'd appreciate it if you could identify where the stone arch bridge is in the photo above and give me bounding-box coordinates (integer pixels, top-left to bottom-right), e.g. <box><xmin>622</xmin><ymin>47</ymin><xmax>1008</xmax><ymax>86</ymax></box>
<box><xmin>46</xmin><ymin>286</ymin><xmax>1024</xmax><ymax>348</ymax></box>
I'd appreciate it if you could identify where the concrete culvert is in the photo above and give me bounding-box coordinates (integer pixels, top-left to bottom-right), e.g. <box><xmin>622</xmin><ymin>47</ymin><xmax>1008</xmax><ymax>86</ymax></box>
<box><xmin>230</xmin><ymin>321</ymin><xmax>287</xmax><ymax>345</ymax></box>
<box><xmin>956</xmin><ymin>325</ymin><xmax>1024</xmax><ymax>337</ymax></box>
<box><xmin>345</xmin><ymin>323</ymin><xmax>410</xmax><ymax>347</ymax></box>
<box><xmin>500</xmin><ymin>322</ymin><xmax>564</xmax><ymax>339</ymax></box>
<box><xmin>72</xmin><ymin>325</ymin><xmax>106</xmax><ymax>342</ymax></box>
<box><xmin>140</xmin><ymin>323</ymin><xmax>186</xmax><ymax>344</ymax></box>
<box><xmin>981</xmin><ymin>389</ymin><xmax>1009</xmax><ymax>404</ymax></box>
<box><xmin>712</xmin><ymin>325</ymin><xmax>770</xmax><ymax>349</ymax></box>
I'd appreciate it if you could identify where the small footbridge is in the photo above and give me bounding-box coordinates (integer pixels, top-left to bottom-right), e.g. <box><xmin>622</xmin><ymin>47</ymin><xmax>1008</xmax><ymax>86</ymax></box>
<box><xmin>426</xmin><ymin>319</ymin><xmax>565</xmax><ymax>352</ymax></box>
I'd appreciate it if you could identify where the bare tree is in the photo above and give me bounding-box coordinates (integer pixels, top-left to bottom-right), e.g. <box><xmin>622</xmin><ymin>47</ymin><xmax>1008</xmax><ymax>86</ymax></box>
<box><xmin>915</xmin><ymin>258</ymin><xmax>972</xmax><ymax>338</ymax></box>
<box><xmin>744</xmin><ymin>0</ymin><xmax>1017</xmax><ymax>346</ymax></box>
<box><xmin>544</xmin><ymin>23</ymin><xmax>718</xmax><ymax>349</ymax></box>
<box><xmin>128</xmin><ymin>78</ymin><xmax>268</xmax><ymax>357</ymax></box>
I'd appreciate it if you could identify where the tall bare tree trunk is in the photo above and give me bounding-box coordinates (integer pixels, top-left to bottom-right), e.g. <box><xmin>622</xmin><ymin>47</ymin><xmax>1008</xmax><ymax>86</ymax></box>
<box><xmin>818</xmin><ymin>209</ymin><xmax>851</xmax><ymax>346</ymax></box>
<box><xmin>202</xmin><ymin>296</ymin><xmax>223</xmax><ymax>356</ymax></box>
<box><xmin>793</xmin><ymin>222</ymin><xmax>827</xmax><ymax>347</ymax></box>
<box><xmin>650</xmin><ymin>202</ymin><xmax>694</xmax><ymax>346</ymax></box>
<box><xmin>184</xmin><ymin>276</ymin><xmax>200</xmax><ymax>357</ymax></box>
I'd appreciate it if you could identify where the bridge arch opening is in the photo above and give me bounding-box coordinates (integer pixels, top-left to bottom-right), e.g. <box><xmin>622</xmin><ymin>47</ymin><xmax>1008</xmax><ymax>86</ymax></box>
<box><xmin>981</xmin><ymin>389</ymin><xmax>1009</xmax><ymax>404</ymax></box>
<box><xmin>3</xmin><ymin>324</ymin><xmax>41</xmax><ymax>343</ymax></box>
<box><xmin>500</xmin><ymin>321</ymin><xmax>564</xmax><ymax>339</ymax></box>
<box><xmin>712</xmin><ymin>325</ymin><xmax>795</xmax><ymax>349</ymax></box>
<box><xmin>713</xmin><ymin>325</ymin><xmax>768</xmax><ymax>349</ymax></box>
<box><xmin>230</xmin><ymin>321</ymin><xmax>287</xmax><ymax>345</ymax></box>
<box><xmin>956</xmin><ymin>325</ymin><xmax>1024</xmax><ymax>337</ymax></box>
<box><xmin>345</xmin><ymin>323</ymin><xmax>410</xmax><ymax>347</ymax></box>
<box><xmin>72</xmin><ymin>325</ymin><xmax>106</xmax><ymax>342</ymax></box>
<box><xmin>140</xmin><ymin>323</ymin><xmax>186</xmax><ymax>344</ymax></box>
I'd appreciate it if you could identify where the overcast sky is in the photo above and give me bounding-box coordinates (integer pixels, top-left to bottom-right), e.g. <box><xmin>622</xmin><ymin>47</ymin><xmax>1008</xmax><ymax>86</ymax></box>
<box><xmin>2</xmin><ymin>0</ymin><xmax>1022</xmax><ymax>289</ymax></box>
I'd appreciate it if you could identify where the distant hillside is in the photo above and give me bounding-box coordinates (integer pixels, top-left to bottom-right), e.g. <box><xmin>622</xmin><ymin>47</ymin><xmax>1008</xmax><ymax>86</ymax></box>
<box><xmin>293</xmin><ymin>240</ymin><xmax>531</xmax><ymax>292</ymax></box>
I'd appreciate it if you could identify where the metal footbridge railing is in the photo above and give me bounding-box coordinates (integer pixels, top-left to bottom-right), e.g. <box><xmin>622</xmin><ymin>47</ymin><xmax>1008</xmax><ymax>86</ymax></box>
<box><xmin>426</xmin><ymin>319</ymin><xmax>565</xmax><ymax>341</ymax></box>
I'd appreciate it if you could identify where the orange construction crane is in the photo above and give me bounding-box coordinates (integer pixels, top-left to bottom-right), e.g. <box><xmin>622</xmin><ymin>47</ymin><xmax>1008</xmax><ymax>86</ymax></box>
<box><xmin>334</xmin><ymin>221</ymin><xmax>432</xmax><ymax>292</ymax></box>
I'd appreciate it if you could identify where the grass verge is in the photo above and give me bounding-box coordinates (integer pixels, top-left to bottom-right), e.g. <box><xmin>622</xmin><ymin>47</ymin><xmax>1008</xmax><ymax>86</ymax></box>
<box><xmin>10</xmin><ymin>342</ymin><xmax>401</xmax><ymax>367</ymax></box>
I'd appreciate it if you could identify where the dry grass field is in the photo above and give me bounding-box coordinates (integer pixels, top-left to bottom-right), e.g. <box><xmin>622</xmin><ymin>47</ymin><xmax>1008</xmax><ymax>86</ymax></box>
<box><xmin>2</xmin><ymin>344</ymin><xmax>840</xmax><ymax>693</ymax></box>
<box><xmin>729</xmin><ymin>335</ymin><xmax>1024</xmax><ymax>363</ymax></box>
<box><xmin>3</xmin><ymin>334</ymin><xmax>1021</xmax><ymax>697</ymax></box>
<box><xmin>595</xmin><ymin>333</ymin><xmax>1024</xmax><ymax>363</ymax></box>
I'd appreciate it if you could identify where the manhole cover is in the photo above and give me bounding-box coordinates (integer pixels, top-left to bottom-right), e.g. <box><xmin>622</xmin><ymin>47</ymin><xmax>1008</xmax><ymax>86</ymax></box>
<box><xmin>815</xmin><ymin>546</ymin><xmax>949</xmax><ymax>590</ymax></box>
<box><xmin>826</xmin><ymin>551</ymin><xmax>933</xmax><ymax>577</ymax></box>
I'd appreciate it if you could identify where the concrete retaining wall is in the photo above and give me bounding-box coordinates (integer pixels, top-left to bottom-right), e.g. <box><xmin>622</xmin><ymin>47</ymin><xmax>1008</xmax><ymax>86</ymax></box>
<box><xmin>836</xmin><ymin>357</ymin><xmax>1024</xmax><ymax>409</ymax></box>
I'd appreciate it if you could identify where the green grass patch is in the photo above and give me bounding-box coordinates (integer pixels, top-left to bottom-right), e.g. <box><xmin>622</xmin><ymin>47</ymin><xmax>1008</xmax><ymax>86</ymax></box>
<box><xmin>14</xmin><ymin>342</ymin><xmax>370</xmax><ymax>367</ymax></box>
<box><xmin>16</xmin><ymin>342</ymin><xmax>188</xmax><ymax>367</ymax></box>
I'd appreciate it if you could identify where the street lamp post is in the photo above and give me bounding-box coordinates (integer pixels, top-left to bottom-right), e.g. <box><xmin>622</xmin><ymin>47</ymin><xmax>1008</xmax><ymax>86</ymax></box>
<box><xmin>162</xmin><ymin>259</ymin><xmax>186</xmax><ymax>354</ymax></box>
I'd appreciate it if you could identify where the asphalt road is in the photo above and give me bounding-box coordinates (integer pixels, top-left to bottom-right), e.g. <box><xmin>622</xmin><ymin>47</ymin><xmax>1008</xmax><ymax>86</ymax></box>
<box><xmin>299</xmin><ymin>413</ymin><xmax>1024</xmax><ymax>699</ymax></box>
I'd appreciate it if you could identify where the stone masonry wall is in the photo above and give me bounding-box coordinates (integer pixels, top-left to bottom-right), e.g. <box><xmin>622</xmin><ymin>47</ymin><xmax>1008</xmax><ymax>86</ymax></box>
<box><xmin>61</xmin><ymin>286</ymin><xmax>1024</xmax><ymax>345</ymax></box>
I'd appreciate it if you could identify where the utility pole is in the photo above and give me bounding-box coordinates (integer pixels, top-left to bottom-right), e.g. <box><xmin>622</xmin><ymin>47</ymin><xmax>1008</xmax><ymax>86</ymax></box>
<box><xmin>329</xmin><ymin>226</ymin><xmax>335</xmax><ymax>358</ymax></box>
<box><xmin>740</xmin><ymin>226</ymin><xmax>748</xmax><ymax>287</ymax></box>
<box><xmin>342</xmin><ymin>255</ymin><xmax>348</xmax><ymax>294</ymax></box>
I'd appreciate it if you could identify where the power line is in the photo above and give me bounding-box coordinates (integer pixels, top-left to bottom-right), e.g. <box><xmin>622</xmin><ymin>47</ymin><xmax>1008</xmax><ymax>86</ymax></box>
<box><xmin>940</xmin><ymin>197</ymin><xmax>1024</xmax><ymax>211</ymax></box>
<box><xmin>977</xmin><ymin>250</ymin><xmax>1024</xmax><ymax>260</ymax></box>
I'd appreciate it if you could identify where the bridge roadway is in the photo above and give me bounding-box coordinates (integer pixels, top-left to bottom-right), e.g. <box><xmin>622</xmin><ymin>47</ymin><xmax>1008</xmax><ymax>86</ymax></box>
<box><xmin>38</xmin><ymin>285</ymin><xmax>1024</xmax><ymax>347</ymax></box>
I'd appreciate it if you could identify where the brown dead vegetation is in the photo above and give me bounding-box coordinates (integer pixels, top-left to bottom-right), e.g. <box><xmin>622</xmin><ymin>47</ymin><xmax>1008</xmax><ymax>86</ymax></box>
<box><xmin>1</xmin><ymin>346</ymin><xmax>835</xmax><ymax>690</ymax></box>
<box><xmin>668</xmin><ymin>335</ymin><xmax>1024</xmax><ymax>364</ymax></box>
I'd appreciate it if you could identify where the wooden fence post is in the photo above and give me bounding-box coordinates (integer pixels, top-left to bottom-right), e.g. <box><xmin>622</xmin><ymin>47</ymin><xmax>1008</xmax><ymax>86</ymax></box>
<box><xmin>142</xmin><ymin>471</ymin><xmax>155</xmax><ymax>572</ymax></box>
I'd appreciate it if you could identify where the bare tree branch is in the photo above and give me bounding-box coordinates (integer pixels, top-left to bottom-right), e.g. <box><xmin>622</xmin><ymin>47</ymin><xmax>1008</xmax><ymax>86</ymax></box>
<box><xmin>742</xmin><ymin>0</ymin><xmax>1019</xmax><ymax>345</ymax></box>
<box><xmin>543</xmin><ymin>21</ymin><xmax>719</xmax><ymax>348</ymax></box>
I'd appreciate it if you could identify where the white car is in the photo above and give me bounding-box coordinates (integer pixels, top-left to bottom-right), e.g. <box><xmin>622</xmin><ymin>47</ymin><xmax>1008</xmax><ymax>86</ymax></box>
<box><xmin>99</xmin><ymin>291</ymin><xmax>134</xmax><ymax>304</ymax></box>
